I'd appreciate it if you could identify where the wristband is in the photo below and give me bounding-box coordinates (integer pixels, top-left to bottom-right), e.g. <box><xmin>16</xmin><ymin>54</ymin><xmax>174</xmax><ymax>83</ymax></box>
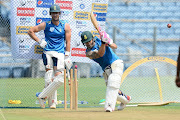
<box><xmin>101</xmin><ymin>41</ymin><xmax>106</xmax><ymax>44</ymax></box>
<box><xmin>65</xmin><ymin>51</ymin><xmax>70</xmax><ymax>56</ymax></box>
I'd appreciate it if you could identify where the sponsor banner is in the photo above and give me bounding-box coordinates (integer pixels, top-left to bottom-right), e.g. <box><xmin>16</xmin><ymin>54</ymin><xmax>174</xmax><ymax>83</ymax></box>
<box><xmin>17</xmin><ymin>8</ymin><xmax>35</xmax><ymax>16</ymax></box>
<box><xmin>19</xmin><ymin>0</ymin><xmax>35</xmax><ymax>7</ymax></box>
<box><xmin>73</xmin><ymin>11</ymin><xmax>90</xmax><ymax>20</ymax></box>
<box><xmin>34</xmin><ymin>45</ymin><xmax>43</xmax><ymax>54</ymax></box>
<box><xmin>36</xmin><ymin>18</ymin><xmax>51</xmax><ymax>25</ymax></box>
<box><xmin>11</xmin><ymin>0</ymin><xmax>109</xmax><ymax>62</ymax></box>
<box><xmin>37</xmin><ymin>0</ymin><xmax>54</xmax><ymax>8</ymax></box>
<box><xmin>55</xmin><ymin>0</ymin><xmax>73</xmax><ymax>10</ymax></box>
<box><xmin>92</xmin><ymin>3</ymin><xmax>108</xmax><ymax>12</ymax></box>
<box><xmin>71</xmin><ymin>48</ymin><xmax>86</xmax><ymax>57</ymax></box>
<box><xmin>19</xmin><ymin>17</ymin><xmax>33</xmax><ymax>25</ymax></box>
<box><xmin>35</xmin><ymin>7</ymin><xmax>50</xmax><ymax>18</ymax></box>
<box><xmin>93</xmin><ymin>12</ymin><xmax>106</xmax><ymax>21</ymax></box>
<box><xmin>16</xmin><ymin>26</ymin><xmax>32</xmax><ymax>35</ymax></box>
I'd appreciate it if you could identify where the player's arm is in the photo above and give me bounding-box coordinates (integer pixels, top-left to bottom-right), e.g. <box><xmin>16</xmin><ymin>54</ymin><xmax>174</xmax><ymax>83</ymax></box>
<box><xmin>64</xmin><ymin>23</ymin><xmax>71</xmax><ymax>56</ymax></box>
<box><xmin>28</xmin><ymin>22</ymin><xmax>46</xmax><ymax>43</ymax></box>
<box><xmin>86</xmin><ymin>43</ymin><xmax>106</xmax><ymax>59</ymax></box>
<box><xmin>109</xmin><ymin>43</ymin><xmax>117</xmax><ymax>49</ymax></box>
<box><xmin>176</xmin><ymin>46</ymin><xmax>180</xmax><ymax>78</ymax></box>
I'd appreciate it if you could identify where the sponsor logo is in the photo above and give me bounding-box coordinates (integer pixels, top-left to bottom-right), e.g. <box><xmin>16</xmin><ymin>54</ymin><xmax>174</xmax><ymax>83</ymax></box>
<box><xmin>56</xmin><ymin>0</ymin><xmax>73</xmax><ymax>10</ymax></box>
<box><xmin>50</xmin><ymin>27</ymin><xmax>54</xmax><ymax>32</ymax></box>
<box><xmin>76</xmin><ymin>21</ymin><xmax>87</xmax><ymax>28</ymax></box>
<box><xmin>42</xmin><ymin>10</ymin><xmax>48</xmax><ymax>16</ymax></box>
<box><xmin>19</xmin><ymin>17</ymin><xmax>31</xmax><ymax>25</ymax></box>
<box><xmin>17</xmin><ymin>8</ymin><xmax>35</xmax><ymax>16</ymax></box>
<box><xmin>37</xmin><ymin>0</ymin><xmax>54</xmax><ymax>8</ymax></box>
<box><xmin>74</xmin><ymin>11</ymin><xmax>90</xmax><ymax>20</ymax></box>
<box><xmin>71</xmin><ymin>48</ymin><xmax>86</xmax><ymax>57</ymax></box>
<box><xmin>93</xmin><ymin>12</ymin><xmax>106</xmax><ymax>21</ymax></box>
<box><xmin>93</xmin><ymin>0</ymin><xmax>107</xmax><ymax>2</ymax></box>
<box><xmin>19</xmin><ymin>0</ymin><xmax>34</xmax><ymax>6</ymax></box>
<box><xmin>34</xmin><ymin>45</ymin><xmax>43</xmax><ymax>54</ymax></box>
<box><xmin>16</xmin><ymin>26</ymin><xmax>32</xmax><ymax>34</ymax></box>
<box><xmin>91</xmin><ymin>31</ymin><xmax>100</xmax><ymax>37</ymax></box>
<box><xmin>80</xmin><ymin>4</ymin><xmax>85</xmax><ymax>9</ymax></box>
<box><xmin>61</xmin><ymin>10</ymin><xmax>70</xmax><ymax>16</ymax></box>
<box><xmin>36</xmin><ymin>18</ymin><xmax>51</xmax><ymax>25</ymax></box>
<box><xmin>92</xmin><ymin>3</ymin><xmax>108</xmax><ymax>12</ymax></box>
<box><xmin>19</xmin><ymin>45</ymin><xmax>30</xmax><ymax>49</ymax></box>
<box><xmin>79</xmin><ymin>31</ymin><xmax>83</xmax><ymax>36</ymax></box>
<box><xmin>18</xmin><ymin>37</ymin><xmax>32</xmax><ymax>43</ymax></box>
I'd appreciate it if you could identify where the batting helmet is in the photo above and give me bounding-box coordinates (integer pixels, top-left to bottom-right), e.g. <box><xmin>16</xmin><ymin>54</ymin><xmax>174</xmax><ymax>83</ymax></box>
<box><xmin>81</xmin><ymin>31</ymin><xmax>93</xmax><ymax>43</ymax></box>
<box><xmin>49</xmin><ymin>4</ymin><xmax>61</xmax><ymax>13</ymax></box>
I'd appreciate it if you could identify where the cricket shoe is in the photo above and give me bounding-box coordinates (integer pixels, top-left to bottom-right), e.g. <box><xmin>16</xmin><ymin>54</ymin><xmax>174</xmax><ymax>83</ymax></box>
<box><xmin>38</xmin><ymin>98</ymin><xmax>46</xmax><ymax>109</ymax></box>
<box><xmin>105</xmin><ymin>104</ymin><xmax>113</xmax><ymax>112</ymax></box>
<box><xmin>50</xmin><ymin>103</ymin><xmax>56</xmax><ymax>109</ymax></box>
<box><xmin>117</xmin><ymin>95</ymin><xmax>131</xmax><ymax>111</ymax></box>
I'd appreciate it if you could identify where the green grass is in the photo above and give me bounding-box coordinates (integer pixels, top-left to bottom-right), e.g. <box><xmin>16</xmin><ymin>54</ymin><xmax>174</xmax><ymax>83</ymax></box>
<box><xmin>0</xmin><ymin>76</ymin><xmax>180</xmax><ymax>108</ymax></box>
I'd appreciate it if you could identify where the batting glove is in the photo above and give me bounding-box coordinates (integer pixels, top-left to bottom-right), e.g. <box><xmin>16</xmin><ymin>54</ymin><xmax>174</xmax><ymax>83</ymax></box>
<box><xmin>64</xmin><ymin>52</ymin><xmax>73</xmax><ymax>70</ymax></box>
<box><xmin>101</xmin><ymin>31</ymin><xmax>113</xmax><ymax>45</ymax></box>
<box><xmin>38</xmin><ymin>39</ymin><xmax>47</xmax><ymax>48</ymax></box>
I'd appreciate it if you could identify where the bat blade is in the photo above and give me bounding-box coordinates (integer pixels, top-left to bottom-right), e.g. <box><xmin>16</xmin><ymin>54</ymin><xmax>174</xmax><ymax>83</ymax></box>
<box><xmin>90</xmin><ymin>11</ymin><xmax>101</xmax><ymax>35</ymax></box>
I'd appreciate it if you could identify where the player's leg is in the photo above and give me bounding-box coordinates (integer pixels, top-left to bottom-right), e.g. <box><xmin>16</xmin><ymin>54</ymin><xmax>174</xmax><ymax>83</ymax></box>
<box><xmin>37</xmin><ymin>53</ymin><xmax>54</xmax><ymax>108</ymax></box>
<box><xmin>105</xmin><ymin>60</ymin><xmax>123</xmax><ymax>112</ymax></box>
<box><xmin>38</xmin><ymin>52</ymin><xmax>64</xmax><ymax>108</ymax></box>
<box><xmin>117</xmin><ymin>90</ymin><xmax>131</xmax><ymax>110</ymax></box>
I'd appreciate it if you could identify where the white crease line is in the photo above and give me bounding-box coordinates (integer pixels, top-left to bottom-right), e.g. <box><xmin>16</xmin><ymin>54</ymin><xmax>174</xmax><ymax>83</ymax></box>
<box><xmin>0</xmin><ymin>109</ymin><xmax>6</xmax><ymax>120</ymax></box>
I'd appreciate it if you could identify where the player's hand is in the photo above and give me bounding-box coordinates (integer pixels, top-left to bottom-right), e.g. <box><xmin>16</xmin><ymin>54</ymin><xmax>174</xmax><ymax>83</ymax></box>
<box><xmin>38</xmin><ymin>39</ymin><xmax>47</xmax><ymax>48</ymax></box>
<box><xmin>175</xmin><ymin>76</ymin><xmax>180</xmax><ymax>87</ymax></box>
<box><xmin>64</xmin><ymin>56</ymin><xmax>73</xmax><ymax>70</ymax></box>
<box><xmin>101</xmin><ymin>31</ymin><xmax>113</xmax><ymax>45</ymax></box>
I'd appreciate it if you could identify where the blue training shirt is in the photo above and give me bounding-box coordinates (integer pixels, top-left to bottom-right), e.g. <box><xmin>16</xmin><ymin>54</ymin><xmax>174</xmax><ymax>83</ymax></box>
<box><xmin>44</xmin><ymin>20</ymin><xmax>66</xmax><ymax>53</ymax></box>
<box><xmin>86</xmin><ymin>36</ymin><xmax>119</xmax><ymax>71</ymax></box>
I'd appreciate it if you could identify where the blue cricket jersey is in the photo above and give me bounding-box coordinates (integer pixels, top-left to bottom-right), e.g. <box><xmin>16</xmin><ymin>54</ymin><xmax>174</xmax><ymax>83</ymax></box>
<box><xmin>44</xmin><ymin>20</ymin><xmax>65</xmax><ymax>53</ymax></box>
<box><xmin>86</xmin><ymin>36</ymin><xmax>119</xmax><ymax>71</ymax></box>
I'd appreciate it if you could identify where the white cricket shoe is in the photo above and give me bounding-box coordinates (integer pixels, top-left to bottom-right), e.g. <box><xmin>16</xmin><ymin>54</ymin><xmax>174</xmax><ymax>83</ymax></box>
<box><xmin>117</xmin><ymin>103</ymin><xmax>126</xmax><ymax>110</ymax></box>
<box><xmin>105</xmin><ymin>106</ymin><xmax>113</xmax><ymax>112</ymax></box>
<box><xmin>117</xmin><ymin>95</ymin><xmax>131</xmax><ymax>111</ymax></box>
<box><xmin>50</xmin><ymin>103</ymin><xmax>56</xmax><ymax>109</ymax></box>
<box><xmin>38</xmin><ymin>98</ymin><xmax>46</xmax><ymax>109</ymax></box>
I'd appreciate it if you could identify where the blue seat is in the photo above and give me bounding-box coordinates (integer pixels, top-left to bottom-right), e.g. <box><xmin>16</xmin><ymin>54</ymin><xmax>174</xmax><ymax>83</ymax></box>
<box><xmin>0</xmin><ymin>67</ymin><xmax>11</xmax><ymax>78</ymax></box>
<box><xmin>163</xmin><ymin>2</ymin><xmax>176</xmax><ymax>6</ymax></box>
<box><xmin>147</xmin><ymin>12</ymin><xmax>160</xmax><ymax>18</ymax></box>
<box><xmin>149</xmin><ymin>2</ymin><xmax>162</xmax><ymax>6</ymax></box>
<box><xmin>174</xmin><ymin>12</ymin><xmax>180</xmax><ymax>17</ymax></box>
<box><xmin>134</xmin><ymin>12</ymin><xmax>146</xmax><ymax>18</ymax></box>
<box><xmin>127</xmin><ymin>6</ymin><xmax>141</xmax><ymax>12</ymax></box>
<box><xmin>114</xmin><ymin>6</ymin><xmax>127</xmax><ymax>12</ymax></box>
<box><xmin>141</xmin><ymin>7</ymin><xmax>154</xmax><ymax>12</ymax></box>
<box><xmin>154</xmin><ymin>6</ymin><xmax>167</xmax><ymax>12</ymax></box>
<box><xmin>12</xmin><ymin>67</ymin><xmax>24</xmax><ymax>78</ymax></box>
<box><xmin>175</xmin><ymin>29</ymin><xmax>180</xmax><ymax>34</ymax></box>
<box><xmin>135</xmin><ymin>2</ymin><xmax>148</xmax><ymax>6</ymax></box>
<box><xmin>133</xmin><ymin>29</ymin><xmax>146</xmax><ymax>35</ymax></box>
<box><xmin>168</xmin><ymin>6</ymin><xmax>180</xmax><ymax>12</ymax></box>
<box><xmin>134</xmin><ymin>23</ymin><xmax>147</xmax><ymax>28</ymax></box>
<box><xmin>160</xmin><ymin>12</ymin><xmax>173</xmax><ymax>18</ymax></box>
<box><xmin>120</xmin><ymin>23</ymin><xmax>134</xmax><ymax>29</ymax></box>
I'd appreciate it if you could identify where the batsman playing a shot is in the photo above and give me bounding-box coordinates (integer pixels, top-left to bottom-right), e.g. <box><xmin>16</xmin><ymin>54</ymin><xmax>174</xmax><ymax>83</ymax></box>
<box><xmin>28</xmin><ymin>4</ymin><xmax>72</xmax><ymax>109</ymax></box>
<box><xmin>81</xmin><ymin>31</ymin><xmax>131</xmax><ymax>112</ymax></box>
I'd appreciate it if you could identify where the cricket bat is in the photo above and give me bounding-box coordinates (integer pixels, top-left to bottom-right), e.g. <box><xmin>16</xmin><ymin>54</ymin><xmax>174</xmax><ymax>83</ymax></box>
<box><xmin>90</xmin><ymin>11</ymin><xmax>101</xmax><ymax>35</ymax></box>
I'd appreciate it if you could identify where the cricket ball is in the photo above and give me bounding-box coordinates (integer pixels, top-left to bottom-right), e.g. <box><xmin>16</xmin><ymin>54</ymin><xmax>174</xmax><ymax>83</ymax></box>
<box><xmin>167</xmin><ymin>24</ymin><xmax>171</xmax><ymax>28</ymax></box>
<box><xmin>75</xmin><ymin>65</ymin><xmax>78</xmax><ymax>69</ymax></box>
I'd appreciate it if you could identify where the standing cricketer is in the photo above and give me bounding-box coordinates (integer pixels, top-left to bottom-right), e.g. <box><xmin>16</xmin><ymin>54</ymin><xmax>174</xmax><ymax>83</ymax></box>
<box><xmin>28</xmin><ymin>4</ymin><xmax>72</xmax><ymax>109</ymax></box>
<box><xmin>176</xmin><ymin>46</ymin><xmax>180</xmax><ymax>87</ymax></box>
<box><xmin>81</xmin><ymin>31</ymin><xmax>131</xmax><ymax>112</ymax></box>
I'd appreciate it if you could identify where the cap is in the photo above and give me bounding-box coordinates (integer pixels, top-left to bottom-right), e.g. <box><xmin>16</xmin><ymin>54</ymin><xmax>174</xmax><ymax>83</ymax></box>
<box><xmin>81</xmin><ymin>31</ymin><xmax>93</xmax><ymax>43</ymax></box>
<box><xmin>50</xmin><ymin>4</ymin><xmax>61</xmax><ymax>13</ymax></box>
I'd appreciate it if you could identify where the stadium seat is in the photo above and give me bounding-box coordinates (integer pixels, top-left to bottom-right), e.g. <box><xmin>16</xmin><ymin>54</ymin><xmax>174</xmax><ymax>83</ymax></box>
<box><xmin>141</xmin><ymin>7</ymin><xmax>154</xmax><ymax>12</ymax></box>
<box><xmin>163</xmin><ymin>2</ymin><xmax>176</xmax><ymax>6</ymax></box>
<box><xmin>149</xmin><ymin>2</ymin><xmax>162</xmax><ymax>6</ymax></box>
<box><xmin>135</xmin><ymin>2</ymin><xmax>148</xmax><ymax>6</ymax></box>
<box><xmin>12</xmin><ymin>67</ymin><xmax>24</xmax><ymax>78</ymax></box>
<box><xmin>0</xmin><ymin>67</ymin><xmax>11</xmax><ymax>78</ymax></box>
